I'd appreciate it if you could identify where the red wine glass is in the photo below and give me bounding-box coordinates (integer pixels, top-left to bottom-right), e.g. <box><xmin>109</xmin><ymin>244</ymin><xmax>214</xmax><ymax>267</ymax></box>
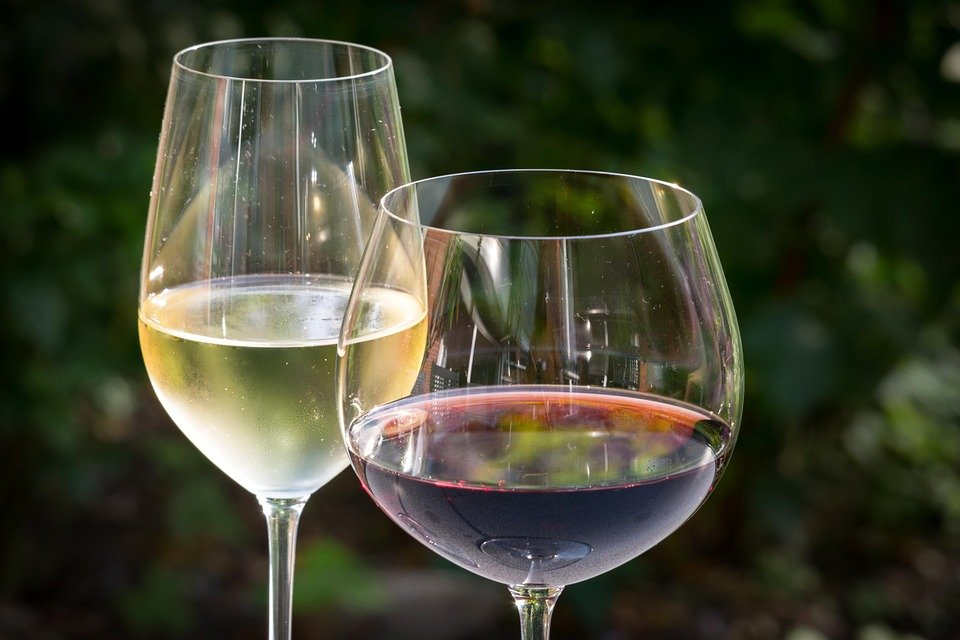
<box><xmin>337</xmin><ymin>169</ymin><xmax>743</xmax><ymax>639</ymax></box>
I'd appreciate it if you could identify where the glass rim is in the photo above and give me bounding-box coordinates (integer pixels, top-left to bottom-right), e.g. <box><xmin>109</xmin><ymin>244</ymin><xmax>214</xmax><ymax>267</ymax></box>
<box><xmin>378</xmin><ymin>168</ymin><xmax>705</xmax><ymax>241</ymax></box>
<box><xmin>173</xmin><ymin>37</ymin><xmax>393</xmax><ymax>83</ymax></box>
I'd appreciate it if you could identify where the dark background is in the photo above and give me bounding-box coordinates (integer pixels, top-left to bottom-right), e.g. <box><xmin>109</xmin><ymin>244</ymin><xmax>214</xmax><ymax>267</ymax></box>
<box><xmin>2</xmin><ymin>0</ymin><xmax>959</xmax><ymax>638</ymax></box>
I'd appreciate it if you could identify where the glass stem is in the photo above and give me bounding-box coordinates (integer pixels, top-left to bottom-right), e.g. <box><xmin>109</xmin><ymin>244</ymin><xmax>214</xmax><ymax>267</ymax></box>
<box><xmin>259</xmin><ymin>496</ymin><xmax>308</xmax><ymax>640</ymax></box>
<box><xmin>509</xmin><ymin>585</ymin><xmax>564</xmax><ymax>640</ymax></box>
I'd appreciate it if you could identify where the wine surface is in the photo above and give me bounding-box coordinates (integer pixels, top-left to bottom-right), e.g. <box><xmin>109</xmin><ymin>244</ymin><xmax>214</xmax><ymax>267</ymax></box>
<box><xmin>349</xmin><ymin>387</ymin><xmax>730</xmax><ymax>585</ymax></box>
<box><xmin>140</xmin><ymin>274</ymin><xmax>426</xmax><ymax>498</ymax></box>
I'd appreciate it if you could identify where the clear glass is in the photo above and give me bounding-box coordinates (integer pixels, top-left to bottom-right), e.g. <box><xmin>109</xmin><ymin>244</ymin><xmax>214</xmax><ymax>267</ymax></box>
<box><xmin>338</xmin><ymin>169</ymin><xmax>744</xmax><ymax>639</ymax></box>
<box><xmin>137</xmin><ymin>38</ymin><xmax>409</xmax><ymax>640</ymax></box>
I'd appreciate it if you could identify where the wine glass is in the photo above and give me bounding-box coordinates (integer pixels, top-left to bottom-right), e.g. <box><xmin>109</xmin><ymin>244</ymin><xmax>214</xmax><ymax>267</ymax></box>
<box><xmin>338</xmin><ymin>169</ymin><xmax>743</xmax><ymax>639</ymax></box>
<box><xmin>137</xmin><ymin>38</ymin><xmax>409</xmax><ymax>640</ymax></box>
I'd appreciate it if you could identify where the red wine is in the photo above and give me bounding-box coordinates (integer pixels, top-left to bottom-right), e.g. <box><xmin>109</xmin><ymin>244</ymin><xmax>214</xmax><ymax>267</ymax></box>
<box><xmin>348</xmin><ymin>386</ymin><xmax>730</xmax><ymax>586</ymax></box>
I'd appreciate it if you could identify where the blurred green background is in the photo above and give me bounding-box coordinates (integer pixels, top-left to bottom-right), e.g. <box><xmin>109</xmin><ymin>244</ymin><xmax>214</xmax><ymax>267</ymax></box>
<box><xmin>2</xmin><ymin>0</ymin><xmax>959</xmax><ymax>638</ymax></box>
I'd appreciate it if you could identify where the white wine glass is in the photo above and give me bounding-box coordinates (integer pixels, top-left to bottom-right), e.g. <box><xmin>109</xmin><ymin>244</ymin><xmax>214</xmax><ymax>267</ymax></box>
<box><xmin>137</xmin><ymin>38</ymin><xmax>408</xmax><ymax>640</ymax></box>
<box><xmin>338</xmin><ymin>169</ymin><xmax>743</xmax><ymax>639</ymax></box>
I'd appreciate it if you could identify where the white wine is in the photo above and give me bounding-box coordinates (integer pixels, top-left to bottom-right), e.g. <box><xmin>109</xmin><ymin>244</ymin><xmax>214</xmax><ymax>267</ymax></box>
<box><xmin>139</xmin><ymin>274</ymin><xmax>426</xmax><ymax>498</ymax></box>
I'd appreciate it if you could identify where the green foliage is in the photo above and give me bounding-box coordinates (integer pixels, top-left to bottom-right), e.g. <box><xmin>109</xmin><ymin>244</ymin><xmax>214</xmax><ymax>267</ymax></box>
<box><xmin>1</xmin><ymin>0</ymin><xmax>958</xmax><ymax>637</ymax></box>
<box><xmin>167</xmin><ymin>476</ymin><xmax>249</xmax><ymax>545</ymax></box>
<box><xmin>118</xmin><ymin>566</ymin><xmax>195</xmax><ymax>636</ymax></box>
<box><xmin>291</xmin><ymin>539</ymin><xmax>386</xmax><ymax>614</ymax></box>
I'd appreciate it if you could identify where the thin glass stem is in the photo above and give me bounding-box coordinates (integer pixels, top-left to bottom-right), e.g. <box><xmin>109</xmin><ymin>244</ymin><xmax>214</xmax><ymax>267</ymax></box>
<box><xmin>259</xmin><ymin>496</ymin><xmax>308</xmax><ymax>640</ymax></box>
<box><xmin>509</xmin><ymin>585</ymin><xmax>564</xmax><ymax>640</ymax></box>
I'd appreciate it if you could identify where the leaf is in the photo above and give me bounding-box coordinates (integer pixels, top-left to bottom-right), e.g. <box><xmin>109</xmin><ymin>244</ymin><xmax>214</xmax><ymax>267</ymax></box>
<box><xmin>167</xmin><ymin>476</ymin><xmax>247</xmax><ymax>546</ymax></box>
<box><xmin>291</xmin><ymin>538</ymin><xmax>386</xmax><ymax>614</ymax></box>
<box><xmin>118</xmin><ymin>565</ymin><xmax>194</xmax><ymax>636</ymax></box>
